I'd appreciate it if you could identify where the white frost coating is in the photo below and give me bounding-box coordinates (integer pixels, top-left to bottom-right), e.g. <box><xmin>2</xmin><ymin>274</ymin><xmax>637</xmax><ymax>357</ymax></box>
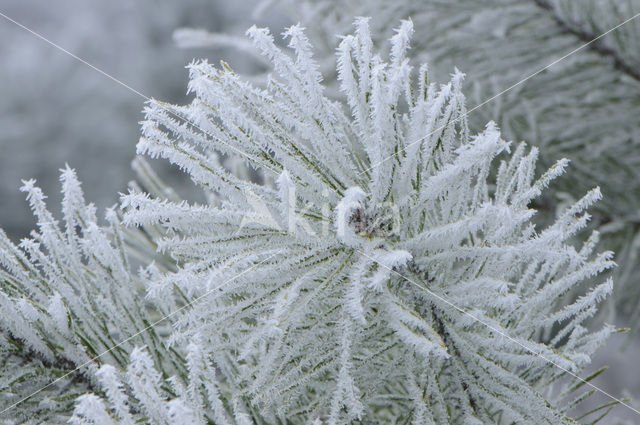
<box><xmin>379</xmin><ymin>249</ymin><xmax>412</xmax><ymax>268</ymax></box>
<box><xmin>78</xmin><ymin>19</ymin><xmax>613</xmax><ymax>424</ymax></box>
<box><xmin>47</xmin><ymin>293</ymin><xmax>69</xmax><ymax>336</ymax></box>
<box><xmin>95</xmin><ymin>365</ymin><xmax>135</xmax><ymax>425</ymax></box>
<box><xmin>368</xmin><ymin>249</ymin><xmax>413</xmax><ymax>291</ymax></box>
<box><xmin>273</xmin><ymin>0</ymin><xmax>640</xmax><ymax>334</ymax></box>
<box><xmin>27</xmin><ymin>19</ymin><xmax>613</xmax><ymax>425</ymax></box>
<box><xmin>277</xmin><ymin>169</ymin><xmax>295</xmax><ymax>232</ymax></box>
<box><xmin>0</xmin><ymin>167</ymin><xmax>182</xmax><ymax>422</ymax></box>
<box><xmin>334</xmin><ymin>186</ymin><xmax>367</xmax><ymax>245</ymax></box>
<box><xmin>69</xmin><ymin>394</ymin><xmax>113</xmax><ymax>425</ymax></box>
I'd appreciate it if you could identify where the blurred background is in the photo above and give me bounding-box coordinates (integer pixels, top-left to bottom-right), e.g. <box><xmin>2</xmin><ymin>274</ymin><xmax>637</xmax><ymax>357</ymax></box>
<box><xmin>0</xmin><ymin>0</ymin><xmax>287</xmax><ymax>241</ymax></box>
<box><xmin>0</xmin><ymin>1</ymin><xmax>638</xmax><ymax>423</ymax></box>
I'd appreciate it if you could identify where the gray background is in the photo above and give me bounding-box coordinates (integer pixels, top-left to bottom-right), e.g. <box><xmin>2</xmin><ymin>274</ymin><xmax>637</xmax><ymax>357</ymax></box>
<box><xmin>0</xmin><ymin>0</ymin><xmax>285</xmax><ymax>240</ymax></box>
<box><xmin>0</xmin><ymin>2</ymin><xmax>636</xmax><ymax>423</ymax></box>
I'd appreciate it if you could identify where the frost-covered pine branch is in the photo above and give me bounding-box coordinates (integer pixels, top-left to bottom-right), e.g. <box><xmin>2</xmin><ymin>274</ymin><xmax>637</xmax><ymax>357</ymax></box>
<box><xmin>0</xmin><ymin>167</ymin><xmax>184</xmax><ymax>423</ymax></box>
<box><xmin>70</xmin><ymin>20</ymin><xmax>617</xmax><ymax>423</ymax></box>
<box><xmin>257</xmin><ymin>0</ymin><xmax>640</xmax><ymax>323</ymax></box>
<box><xmin>263</xmin><ymin>0</ymin><xmax>640</xmax><ymax>215</ymax></box>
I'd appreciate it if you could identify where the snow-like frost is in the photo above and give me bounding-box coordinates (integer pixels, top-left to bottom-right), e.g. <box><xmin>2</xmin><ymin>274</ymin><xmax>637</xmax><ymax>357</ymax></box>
<box><xmin>51</xmin><ymin>19</ymin><xmax>617</xmax><ymax>424</ymax></box>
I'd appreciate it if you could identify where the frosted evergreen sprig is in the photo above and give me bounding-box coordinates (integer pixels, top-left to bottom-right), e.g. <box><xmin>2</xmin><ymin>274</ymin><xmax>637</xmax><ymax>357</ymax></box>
<box><xmin>262</xmin><ymin>0</ymin><xmax>640</xmax><ymax>325</ymax></box>
<box><xmin>0</xmin><ymin>167</ymin><xmax>183</xmax><ymax>423</ymax></box>
<box><xmin>66</xmin><ymin>20</ymin><xmax>619</xmax><ymax>423</ymax></box>
<box><xmin>262</xmin><ymin>0</ymin><xmax>640</xmax><ymax>216</ymax></box>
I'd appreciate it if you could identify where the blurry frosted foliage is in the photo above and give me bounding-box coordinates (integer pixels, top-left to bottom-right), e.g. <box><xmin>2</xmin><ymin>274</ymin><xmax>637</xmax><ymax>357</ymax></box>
<box><xmin>261</xmin><ymin>0</ymin><xmax>640</xmax><ymax>322</ymax></box>
<box><xmin>0</xmin><ymin>0</ymin><xmax>269</xmax><ymax>241</ymax></box>
<box><xmin>0</xmin><ymin>168</ymin><xmax>184</xmax><ymax>423</ymax></box>
<box><xmin>70</xmin><ymin>21</ymin><xmax>617</xmax><ymax>423</ymax></box>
